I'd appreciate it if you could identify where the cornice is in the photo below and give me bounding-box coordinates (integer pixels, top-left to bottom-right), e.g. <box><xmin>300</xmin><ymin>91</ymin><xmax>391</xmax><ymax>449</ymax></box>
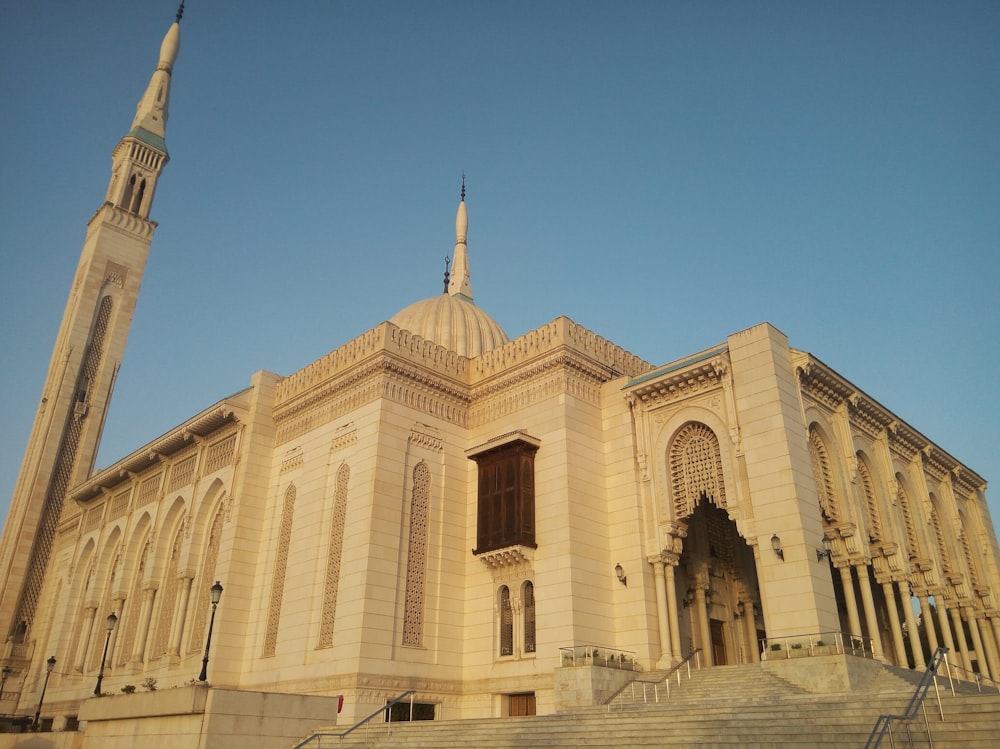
<box><xmin>69</xmin><ymin>398</ymin><xmax>247</xmax><ymax>502</ymax></box>
<box><xmin>624</xmin><ymin>353</ymin><xmax>729</xmax><ymax>406</ymax></box>
<box><xmin>88</xmin><ymin>202</ymin><xmax>157</xmax><ymax>240</ymax></box>
<box><xmin>794</xmin><ymin>352</ymin><xmax>985</xmax><ymax>490</ymax></box>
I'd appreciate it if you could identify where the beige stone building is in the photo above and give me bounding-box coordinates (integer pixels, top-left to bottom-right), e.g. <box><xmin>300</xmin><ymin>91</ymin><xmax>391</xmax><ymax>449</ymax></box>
<box><xmin>1</xmin><ymin>9</ymin><xmax>999</xmax><ymax>746</ymax></box>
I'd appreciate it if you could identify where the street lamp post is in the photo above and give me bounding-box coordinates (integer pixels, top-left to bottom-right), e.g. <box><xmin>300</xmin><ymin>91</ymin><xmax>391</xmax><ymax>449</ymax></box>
<box><xmin>32</xmin><ymin>656</ymin><xmax>56</xmax><ymax>729</ymax></box>
<box><xmin>198</xmin><ymin>581</ymin><xmax>223</xmax><ymax>682</ymax></box>
<box><xmin>94</xmin><ymin>612</ymin><xmax>118</xmax><ymax>696</ymax></box>
<box><xmin>0</xmin><ymin>665</ymin><xmax>11</xmax><ymax>700</ymax></box>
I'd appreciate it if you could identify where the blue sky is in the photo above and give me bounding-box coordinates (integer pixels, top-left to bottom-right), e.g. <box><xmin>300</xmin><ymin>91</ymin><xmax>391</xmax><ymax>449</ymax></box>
<box><xmin>1</xmin><ymin>1</ymin><xmax>997</xmax><ymax>524</ymax></box>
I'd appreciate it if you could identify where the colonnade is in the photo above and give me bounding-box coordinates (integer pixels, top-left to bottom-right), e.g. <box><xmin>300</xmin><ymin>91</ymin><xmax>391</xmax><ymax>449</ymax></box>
<box><xmin>823</xmin><ymin>558</ymin><xmax>1000</xmax><ymax>681</ymax></box>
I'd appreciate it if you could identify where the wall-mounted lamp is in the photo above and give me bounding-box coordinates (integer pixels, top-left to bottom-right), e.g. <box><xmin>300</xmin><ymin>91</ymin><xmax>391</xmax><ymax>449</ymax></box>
<box><xmin>771</xmin><ymin>534</ymin><xmax>784</xmax><ymax>561</ymax></box>
<box><xmin>614</xmin><ymin>563</ymin><xmax>627</xmax><ymax>587</ymax></box>
<box><xmin>816</xmin><ymin>536</ymin><xmax>833</xmax><ymax>562</ymax></box>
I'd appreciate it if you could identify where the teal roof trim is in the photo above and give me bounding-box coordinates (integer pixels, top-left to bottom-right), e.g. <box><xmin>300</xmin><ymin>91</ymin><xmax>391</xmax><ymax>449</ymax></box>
<box><xmin>127</xmin><ymin>126</ymin><xmax>167</xmax><ymax>154</ymax></box>
<box><xmin>624</xmin><ymin>345</ymin><xmax>729</xmax><ymax>389</ymax></box>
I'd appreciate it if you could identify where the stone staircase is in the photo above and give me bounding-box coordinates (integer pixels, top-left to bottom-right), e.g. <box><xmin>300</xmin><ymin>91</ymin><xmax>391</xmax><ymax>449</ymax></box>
<box><xmin>299</xmin><ymin>663</ymin><xmax>1000</xmax><ymax>749</ymax></box>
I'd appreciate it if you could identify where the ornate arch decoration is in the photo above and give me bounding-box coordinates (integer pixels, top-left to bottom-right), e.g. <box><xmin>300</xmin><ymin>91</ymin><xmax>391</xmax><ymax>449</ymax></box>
<box><xmin>189</xmin><ymin>478</ymin><xmax>227</xmax><ymax>556</ymax></box>
<box><xmin>956</xmin><ymin>507</ymin><xmax>981</xmax><ymax>589</ymax></box>
<box><xmin>808</xmin><ymin>426</ymin><xmax>840</xmax><ymax>523</ymax></box>
<box><xmin>894</xmin><ymin>474</ymin><xmax>920</xmax><ymax>561</ymax></box>
<box><xmin>116</xmin><ymin>523</ymin><xmax>152</xmax><ymax>666</ymax></box>
<box><xmin>150</xmin><ymin>515</ymin><xmax>186</xmax><ymax>659</ymax></box>
<box><xmin>669</xmin><ymin>422</ymin><xmax>727</xmax><ymax>520</ymax></box>
<box><xmin>856</xmin><ymin>453</ymin><xmax>882</xmax><ymax>543</ymax></box>
<box><xmin>187</xmin><ymin>502</ymin><xmax>226</xmax><ymax>654</ymax></box>
<box><xmin>928</xmin><ymin>493</ymin><xmax>952</xmax><ymax>576</ymax></box>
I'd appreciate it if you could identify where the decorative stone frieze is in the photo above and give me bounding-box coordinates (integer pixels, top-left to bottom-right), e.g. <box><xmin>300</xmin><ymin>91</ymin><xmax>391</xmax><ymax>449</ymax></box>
<box><xmin>409</xmin><ymin>423</ymin><xmax>443</xmax><ymax>452</ymax></box>
<box><xmin>330</xmin><ymin>422</ymin><xmax>358</xmax><ymax>452</ymax></box>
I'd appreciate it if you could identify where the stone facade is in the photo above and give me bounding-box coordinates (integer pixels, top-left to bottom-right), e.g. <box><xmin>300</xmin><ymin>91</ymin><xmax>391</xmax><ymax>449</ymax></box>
<box><xmin>1</xmin><ymin>9</ymin><xmax>999</xmax><ymax>745</ymax></box>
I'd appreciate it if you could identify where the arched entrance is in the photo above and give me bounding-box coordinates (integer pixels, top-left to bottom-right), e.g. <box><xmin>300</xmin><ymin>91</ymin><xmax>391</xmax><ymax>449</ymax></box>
<box><xmin>674</xmin><ymin>499</ymin><xmax>764</xmax><ymax>666</ymax></box>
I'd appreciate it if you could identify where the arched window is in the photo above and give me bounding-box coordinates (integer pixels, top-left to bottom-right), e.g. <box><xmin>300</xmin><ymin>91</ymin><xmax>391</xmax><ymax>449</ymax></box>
<box><xmin>499</xmin><ymin>586</ymin><xmax>513</xmax><ymax>657</ymax></box>
<box><xmin>523</xmin><ymin>581</ymin><xmax>536</xmax><ymax>654</ymax></box>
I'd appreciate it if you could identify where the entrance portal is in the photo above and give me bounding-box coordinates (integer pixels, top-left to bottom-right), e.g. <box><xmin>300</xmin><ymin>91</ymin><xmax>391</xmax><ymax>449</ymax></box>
<box><xmin>676</xmin><ymin>500</ymin><xmax>763</xmax><ymax>665</ymax></box>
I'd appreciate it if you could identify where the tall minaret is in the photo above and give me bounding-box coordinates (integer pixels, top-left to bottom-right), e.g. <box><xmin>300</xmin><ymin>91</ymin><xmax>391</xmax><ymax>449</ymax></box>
<box><xmin>0</xmin><ymin>6</ymin><xmax>184</xmax><ymax>642</ymax></box>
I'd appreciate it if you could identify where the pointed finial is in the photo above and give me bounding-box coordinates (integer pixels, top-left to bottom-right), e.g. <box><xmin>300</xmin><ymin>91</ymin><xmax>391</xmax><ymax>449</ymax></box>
<box><xmin>461</xmin><ymin>173</ymin><xmax>466</xmax><ymax>202</ymax></box>
<box><xmin>443</xmin><ymin>256</ymin><xmax>451</xmax><ymax>294</ymax></box>
<box><xmin>176</xmin><ymin>2</ymin><xmax>185</xmax><ymax>23</ymax></box>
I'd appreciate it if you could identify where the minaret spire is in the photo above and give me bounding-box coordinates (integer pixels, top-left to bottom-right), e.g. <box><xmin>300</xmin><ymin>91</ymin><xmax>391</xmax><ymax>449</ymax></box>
<box><xmin>0</xmin><ymin>9</ymin><xmax>184</xmax><ymax>643</ymax></box>
<box><xmin>448</xmin><ymin>176</ymin><xmax>474</xmax><ymax>302</ymax></box>
<box><xmin>129</xmin><ymin>8</ymin><xmax>182</xmax><ymax>146</ymax></box>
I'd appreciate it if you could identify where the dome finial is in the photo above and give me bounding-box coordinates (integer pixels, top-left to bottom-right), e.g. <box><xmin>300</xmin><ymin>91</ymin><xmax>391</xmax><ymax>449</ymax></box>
<box><xmin>176</xmin><ymin>2</ymin><xmax>185</xmax><ymax>23</ymax></box>
<box><xmin>461</xmin><ymin>173</ymin><xmax>466</xmax><ymax>202</ymax></box>
<box><xmin>443</xmin><ymin>256</ymin><xmax>451</xmax><ymax>294</ymax></box>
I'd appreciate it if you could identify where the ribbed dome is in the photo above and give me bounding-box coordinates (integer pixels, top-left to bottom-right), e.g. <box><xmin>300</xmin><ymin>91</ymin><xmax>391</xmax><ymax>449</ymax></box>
<box><xmin>391</xmin><ymin>293</ymin><xmax>509</xmax><ymax>358</ymax></box>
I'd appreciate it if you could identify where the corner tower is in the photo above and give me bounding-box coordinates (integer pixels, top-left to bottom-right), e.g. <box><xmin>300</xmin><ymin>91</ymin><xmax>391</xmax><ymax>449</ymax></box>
<box><xmin>0</xmin><ymin>7</ymin><xmax>185</xmax><ymax>643</ymax></box>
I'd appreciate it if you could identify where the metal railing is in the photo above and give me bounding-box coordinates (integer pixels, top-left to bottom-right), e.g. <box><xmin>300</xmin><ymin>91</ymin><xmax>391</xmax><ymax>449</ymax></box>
<box><xmin>558</xmin><ymin>644</ymin><xmax>638</xmax><ymax>671</ymax></box>
<box><xmin>940</xmin><ymin>656</ymin><xmax>1000</xmax><ymax>695</ymax></box>
<box><xmin>761</xmin><ymin>631</ymin><xmax>874</xmax><ymax>660</ymax></box>
<box><xmin>605</xmin><ymin>649</ymin><xmax>702</xmax><ymax>711</ymax></box>
<box><xmin>863</xmin><ymin>647</ymin><xmax>949</xmax><ymax>749</ymax></box>
<box><xmin>291</xmin><ymin>690</ymin><xmax>416</xmax><ymax>748</ymax></box>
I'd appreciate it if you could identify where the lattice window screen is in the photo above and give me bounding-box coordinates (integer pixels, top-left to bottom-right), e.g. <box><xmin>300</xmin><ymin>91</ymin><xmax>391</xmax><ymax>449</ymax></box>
<box><xmin>670</xmin><ymin>423</ymin><xmax>726</xmax><ymax>518</ymax></box>
<box><xmin>319</xmin><ymin>464</ymin><xmax>350</xmax><ymax>648</ymax></box>
<box><xmin>263</xmin><ymin>485</ymin><xmax>296</xmax><ymax>656</ymax></box>
<box><xmin>402</xmin><ymin>462</ymin><xmax>430</xmax><ymax>647</ymax></box>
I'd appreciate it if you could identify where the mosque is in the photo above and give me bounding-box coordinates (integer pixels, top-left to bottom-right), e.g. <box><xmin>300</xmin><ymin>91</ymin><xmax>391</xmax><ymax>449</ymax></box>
<box><xmin>1</xmin><ymin>8</ymin><xmax>998</xmax><ymax>747</ymax></box>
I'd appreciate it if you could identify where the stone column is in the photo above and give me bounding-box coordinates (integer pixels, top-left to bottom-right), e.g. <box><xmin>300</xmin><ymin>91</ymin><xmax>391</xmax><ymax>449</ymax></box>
<box><xmin>651</xmin><ymin>559</ymin><xmax>672</xmax><ymax>665</ymax></box>
<box><xmin>881</xmin><ymin>581</ymin><xmax>907</xmax><ymax>667</ymax></box>
<box><xmin>742</xmin><ymin>600</ymin><xmax>760</xmax><ymax>663</ymax></box>
<box><xmin>664</xmin><ymin>562</ymin><xmax>682</xmax><ymax>660</ymax></box>
<box><xmin>855</xmin><ymin>564</ymin><xmax>883</xmax><ymax>658</ymax></box>
<box><xmin>131</xmin><ymin>588</ymin><xmax>155</xmax><ymax>664</ymax></box>
<box><xmin>695</xmin><ymin>585</ymin><xmax>713</xmax><ymax>666</ymax></box>
<box><xmin>74</xmin><ymin>607</ymin><xmax>97</xmax><ymax>673</ymax></box>
<box><xmin>900</xmin><ymin>586</ymin><xmax>923</xmax><ymax>669</ymax></box>
<box><xmin>964</xmin><ymin>608</ymin><xmax>990</xmax><ymax>680</ymax></box>
<box><xmin>981</xmin><ymin>613</ymin><xmax>1000</xmax><ymax>681</ymax></box>
<box><xmin>949</xmin><ymin>606</ymin><xmax>973</xmax><ymax>674</ymax></box>
<box><xmin>838</xmin><ymin>564</ymin><xmax>863</xmax><ymax>638</ymax></box>
<box><xmin>986</xmin><ymin>616</ymin><xmax>1000</xmax><ymax>681</ymax></box>
<box><xmin>167</xmin><ymin>576</ymin><xmax>193</xmax><ymax>657</ymax></box>
<box><xmin>918</xmin><ymin>595</ymin><xmax>939</xmax><ymax>653</ymax></box>
<box><xmin>935</xmin><ymin>598</ymin><xmax>956</xmax><ymax>656</ymax></box>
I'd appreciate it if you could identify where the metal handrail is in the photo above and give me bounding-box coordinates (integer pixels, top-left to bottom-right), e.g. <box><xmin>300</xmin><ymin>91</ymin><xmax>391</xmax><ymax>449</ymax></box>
<box><xmin>605</xmin><ymin>648</ymin><xmax>702</xmax><ymax>711</ymax></box>
<box><xmin>941</xmin><ymin>656</ymin><xmax>1000</xmax><ymax>694</ymax></box>
<box><xmin>291</xmin><ymin>690</ymin><xmax>416</xmax><ymax>748</ymax></box>
<box><xmin>863</xmin><ymin>647</ymin><xmax>948</xmax><ymax>749</ymax></box>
